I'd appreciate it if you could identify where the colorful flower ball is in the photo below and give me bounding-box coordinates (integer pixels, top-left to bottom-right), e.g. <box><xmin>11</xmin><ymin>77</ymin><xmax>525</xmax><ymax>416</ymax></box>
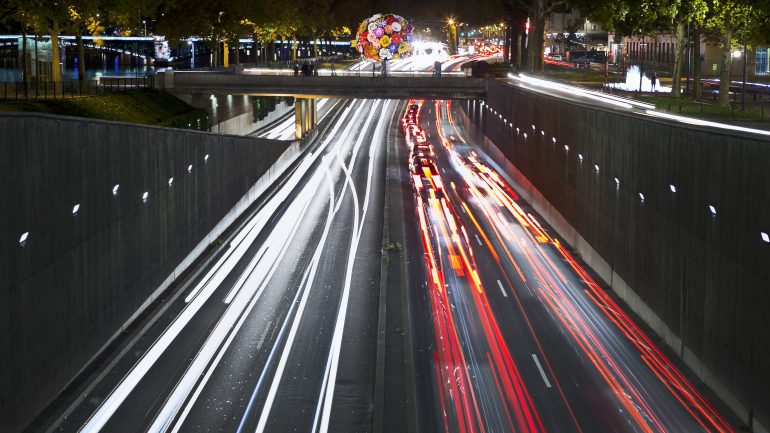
<box><xmin>356</xmin><ymin>13</ymin><xmax>413</xmax><ymax>61</ymax></box>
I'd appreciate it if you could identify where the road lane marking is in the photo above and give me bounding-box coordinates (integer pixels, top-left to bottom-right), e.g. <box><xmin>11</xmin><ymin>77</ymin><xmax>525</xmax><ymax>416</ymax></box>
<box><xmin>253</xmin><ymin>156</ymin><xmax>340</xmax><ymax>433</ymax></box>
<box><xmin>496</xmin><ymin>280</ymin><xmax>508</xmax><ymax>297</ymax></box>
<box><xmin>255</xmin><ymin>320</ymin><xmax>273</xmax><ymax>351</ymax></box>
<box><xmin>532</xmin><ymin>354</ymin><xmax>552</xmax><ymax>388</ymax></box>
<box><xmin>314</xmin><ymin>100</ymin><xmax>394</xmax><ymax>433</ymax></box>
<box><xmin>525</xmin><ymin>283</ymin><xmax>534</xmax><ymax>297</ymax></box>
<box><xmin>474</xmin><ymin>234</ymin><xmax>482</xmax><ymax>246</ymax></box>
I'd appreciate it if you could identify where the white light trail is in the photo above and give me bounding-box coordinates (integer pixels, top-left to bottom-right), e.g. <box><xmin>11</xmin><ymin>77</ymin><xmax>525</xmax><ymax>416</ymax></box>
<box><xmin>316</xmin><ymin>100</ymin><xmax>393</xmax><ymax>433</ymax></box>
<box><xmin>79</xmin><ymin>101</ymin><xmax>360</xmax><ymax>433</ymax></box>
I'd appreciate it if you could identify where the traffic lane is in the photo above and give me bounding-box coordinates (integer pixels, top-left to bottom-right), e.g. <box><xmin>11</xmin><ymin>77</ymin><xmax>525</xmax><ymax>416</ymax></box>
<box><xmin>426</xmin><ymin>112</ymin><xmax>629</xmax><ymax>432</ymax></box>
<box><xmin>442</xmin><ymin>178</ymin><xmax>643</xmax><ymax>433</ymax></box>
<box><xmin>412</xmin><ymin>133</ymin><xmax>544</xmax><ymax>431</ymax></box>
<box><xmin>434</xmin><ymin>105</ymin><xmax>679</xmax><ymax>432</ymax></box>
<box><xmin>394</xmin><ymin>125</ymin><xmax>441</xmax><ymax>433</ymax></box>
<box><xmin>421</xmin><ymin>106</ymin><xmax>597</xmax><ymax>433</ymax></box>
<box><xmin>73</xmin><ymin>99</ymin><xmax>355</xmax><ymax>433</ymax></box>
<box><xmin>326</xmin><ymin>101</ymin><xmax>400</xmax><ymax>433</ymax></box>
<box><xmin>176</xmin><ymin>98</ymin><xmax>384</xmax><ymax>432</ymax></box>
<box><xmin>258</xmin><ymin>100</ymin><xmax>395</xmax><ymax>433</ymax></box>
<box><xmin>173</xmin><ymin>188</ymin><xmax>335</xmax><ymax>432</ymax></box>
<box><xmin>440</xmin><ymin>185</ymin><xmax>610</xmax><ymax>433</ymax></box>
<box><xmin>439</xmin><ymin>101</ymin><xmax>733</xmax><ymax>432</ymax></box>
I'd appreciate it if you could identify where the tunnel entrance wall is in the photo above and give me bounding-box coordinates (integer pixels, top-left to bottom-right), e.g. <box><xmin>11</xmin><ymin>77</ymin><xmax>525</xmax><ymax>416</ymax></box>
<box><xmin>0</xmin><ymin>114</ymin><xmax>294</xmax><ymax>432</ymax></box>
<box><xmin>461</xmin><ymin>81</ymin><xmax>770</xmax><ymax>433</ymax></box>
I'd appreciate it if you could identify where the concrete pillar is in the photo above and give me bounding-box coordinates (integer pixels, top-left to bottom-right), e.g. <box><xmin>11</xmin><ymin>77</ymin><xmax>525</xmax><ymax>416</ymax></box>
<box><xmin>310</xmin><ymin>98</ymin><xmax>317</xmax><ymax>128</ymax></box>
<box><xmin>293</xmin><ymin>98</ymin><xmax>318</xmax><ymax>139</ymax></box>
<box><xmin>163</xmin><ymin>70</ymin><xmax>174</xmax><ymax>90</ymax></box>
<box><xmin>295</xmin><ymin>98</ymin><xmax>304</xmax><ymax>139</ymax></box>
<box><xmin>223</xmin><ymin>41</ymin><xmax>229</xmax><ymax>68</ymax></box>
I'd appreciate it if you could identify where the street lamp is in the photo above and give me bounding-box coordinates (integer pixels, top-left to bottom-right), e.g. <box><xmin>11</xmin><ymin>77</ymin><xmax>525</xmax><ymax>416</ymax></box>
<box><xmin>188</xmin><ymin>40</ymin><xmax>195</xmax><ymax>68</ymax></box>
<box><xmin>446</xmin><ymin>18</ymin><xmax>458</xmax><ymax>55</ymax></box>
<box><xmin>142</xmin><ymin>20</ymin><xmax>147</xmax><ymax>37</ymax></box>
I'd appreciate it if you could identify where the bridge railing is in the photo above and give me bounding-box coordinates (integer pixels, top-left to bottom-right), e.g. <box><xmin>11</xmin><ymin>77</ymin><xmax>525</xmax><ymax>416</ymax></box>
<box><xmin>0</xmin><ymin>76</ymin><xmax>153</xmax><ymax>101</ymax></box>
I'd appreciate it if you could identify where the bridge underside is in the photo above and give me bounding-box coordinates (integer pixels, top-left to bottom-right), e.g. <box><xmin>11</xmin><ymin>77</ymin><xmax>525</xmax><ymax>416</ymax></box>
<box><xmin>156</xmin><ymin>71</ymin><xmax>487</xmax><ymax>100</ymax></box>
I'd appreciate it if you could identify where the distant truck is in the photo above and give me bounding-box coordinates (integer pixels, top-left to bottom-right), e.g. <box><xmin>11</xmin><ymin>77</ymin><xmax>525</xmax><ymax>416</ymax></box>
<box><xmin>567</xmin><ymin>50</ymin><xmax>607</xmax><ymax>65</ymax></box>
<box><xmin>460</xmin><ymin>60</ymin><xmax>509</xmax><ymax>78</ymax></box>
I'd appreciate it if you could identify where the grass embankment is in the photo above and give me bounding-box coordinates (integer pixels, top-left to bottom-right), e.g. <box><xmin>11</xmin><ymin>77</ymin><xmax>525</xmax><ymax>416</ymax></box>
<box><xmin>541</xmin><ymin>67</ymin><xmax>767</xmax><ymax>122</ymax></box>
<box><xmin>0</xmin><ymin>89</ymin><xmax>208</xmax><ymax>130</ymax></box>
<box><xmin>632</xmin><ymin>94</ymin><xmax>765</xmax><ymax>121</ymax></box>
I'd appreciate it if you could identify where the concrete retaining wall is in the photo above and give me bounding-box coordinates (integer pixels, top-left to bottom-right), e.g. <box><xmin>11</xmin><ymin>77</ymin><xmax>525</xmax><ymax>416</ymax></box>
<box><xmin>0</xmin><ymin>113</ymin><xmax>295</xmax><ymax>432</ymax></box>
<box><xmin>176</xmin><ymin>94</ymin><xmax>294</xmax><ymax>136</ymax></box>
<box><xmin>463</xmin><ymin>81</ymin><xmax>770</xmax><ymax>433</ymax></box>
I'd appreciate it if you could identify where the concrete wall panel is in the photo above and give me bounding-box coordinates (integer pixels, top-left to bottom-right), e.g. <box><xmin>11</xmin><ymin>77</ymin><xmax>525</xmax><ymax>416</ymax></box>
<box><xmin>0</xmin><ymin>113</ymin><xmax>292</xmax><ymax>432</ymax></box>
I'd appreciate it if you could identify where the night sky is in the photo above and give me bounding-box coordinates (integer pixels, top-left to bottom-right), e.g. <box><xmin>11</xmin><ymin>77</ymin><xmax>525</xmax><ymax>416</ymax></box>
<box><xmin>373</xmin><ymin>0</ymin><xmax>497</xmax><ymax>24</ymax></box>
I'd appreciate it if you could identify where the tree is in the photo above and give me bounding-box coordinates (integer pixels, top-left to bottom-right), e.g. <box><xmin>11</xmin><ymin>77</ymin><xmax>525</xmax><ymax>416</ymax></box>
<box><xmin>706</xmin><ymin>0</ymin><xmax>762</xmax><ymax>106</ymax></box>
<box><xmin>502</xmin><ymin>0</ymin><xmax>568</xmax><ymax>73</ymax></box>
<box><xmin>666</xmin><ymin>0</ymin><xmax>707</xmax><ymax>97</ymax></box>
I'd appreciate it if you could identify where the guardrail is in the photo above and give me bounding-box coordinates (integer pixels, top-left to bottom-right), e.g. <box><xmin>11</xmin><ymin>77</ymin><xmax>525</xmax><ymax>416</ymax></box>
<box><xmin>0</xmin><ymin>76</ymin><xmax>153</xmax><ymax>101</ymax></box>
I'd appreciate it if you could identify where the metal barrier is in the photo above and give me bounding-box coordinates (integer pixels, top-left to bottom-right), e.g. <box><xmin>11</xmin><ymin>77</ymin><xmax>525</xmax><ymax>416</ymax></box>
<box><xmin>0</xmin><ymin>76</ymin><xmax>153</xmax><ymax>101</ymax></box>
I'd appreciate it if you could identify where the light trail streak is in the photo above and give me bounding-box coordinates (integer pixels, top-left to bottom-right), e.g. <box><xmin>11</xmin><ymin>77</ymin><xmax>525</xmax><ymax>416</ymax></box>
<box><xmin>80</xmin><ymin>100</ymin><xmax>360</xmax><ymax>433</ymax></box>
<box><xmin>154</xmin><ymin>102</ymin><xmax>369</xmax><ymax>433</ymax></box>
<box><xmin>253</xmin><ymin>99</ymin><xmax>375</xmax><ymax>433</ymax></box>
<box><xmin>317</xmin><ymin>100</ymin><xmax>394</xmax><ymax>433</ymax></box>
<box><xmin>405</xmin><ymin>101</ymin><xmax>545</xmax><ymax>433</ymax></box>
<box><xmin>431</xmin><ymin>99</ymin><xmax>736</xmax><ymax>433</ymax></box>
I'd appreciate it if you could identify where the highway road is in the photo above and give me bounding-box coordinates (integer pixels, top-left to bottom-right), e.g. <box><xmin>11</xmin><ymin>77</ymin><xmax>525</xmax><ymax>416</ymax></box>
<box><xmin>57</xmin><ymin>98</ymin><xmax>402</xmax><ymax>433</ymax></box>
<box><xmin>400</xmin><ymin>99</ymin><xmax>738</xmax><ymax>433</ymax></box>
<box><xmin>47</xmin><ymin>53</ymin><xmax>742</xmax><ymax>433</ymax></box>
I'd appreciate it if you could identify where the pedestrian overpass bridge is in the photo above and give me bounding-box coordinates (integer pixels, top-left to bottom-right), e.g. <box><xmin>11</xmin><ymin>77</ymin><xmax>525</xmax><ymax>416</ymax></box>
<box><xmin>155</xmin><ymin>70</ymin><xmax>486</xmax><ymax>100</ymax></box>
<box><xmin>155</xmin><ymin>70</ymin><xmax>487</xmax><ymax>138</ymax></box>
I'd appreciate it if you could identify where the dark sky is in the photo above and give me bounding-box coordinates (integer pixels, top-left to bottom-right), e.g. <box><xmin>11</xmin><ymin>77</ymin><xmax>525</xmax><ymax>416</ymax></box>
<box><xmin>373</xmin><ymin>0</ymin><xmax>497</xmax><ymax>24</ymax></box>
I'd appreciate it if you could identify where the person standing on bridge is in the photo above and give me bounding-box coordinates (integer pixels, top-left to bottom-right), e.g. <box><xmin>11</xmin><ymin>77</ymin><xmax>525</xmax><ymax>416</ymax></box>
<box><xmin>651</xmin><ymin>71</ymin><xmax>658</xmax><ymax>92</ymax></box>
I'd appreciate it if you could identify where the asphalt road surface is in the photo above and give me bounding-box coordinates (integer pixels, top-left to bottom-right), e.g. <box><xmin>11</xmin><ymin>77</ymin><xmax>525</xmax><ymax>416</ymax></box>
<box><xmin>400</xmin><ymin>99</ymin><xmax>738</xmax><ymax>433</ymax></box>
<box><xmin>49</xmin><ymin>62</ymin><xmax>741</xmax><ymax>433</ymax></box>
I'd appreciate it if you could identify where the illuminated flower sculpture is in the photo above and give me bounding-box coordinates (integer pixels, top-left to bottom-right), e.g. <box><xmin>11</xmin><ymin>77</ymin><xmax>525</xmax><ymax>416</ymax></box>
<box><xmin>356</xmin><ymin>13</ymin><xmax>413</xmax><ymax>61</ymax></box>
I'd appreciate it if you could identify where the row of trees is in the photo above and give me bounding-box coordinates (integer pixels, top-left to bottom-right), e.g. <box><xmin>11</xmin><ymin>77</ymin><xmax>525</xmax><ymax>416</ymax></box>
<box><xmin>2</xmin><ymin>0</ymin><xmax>154</xmax><ymax>85</ymax></box>
<box><xmin>490</xmin><ymin>0</ymin><xmax>770</xmax><ymax>105</ymax></box>
<box><xmin>1</xmin><ymin>0</ymin><xmax>368</xmax><ymax>85</ymax></box>
<box><xmin>154</xmin><ymin>0</ymin><xmax>366</xmax><ymax>64</ymax></box>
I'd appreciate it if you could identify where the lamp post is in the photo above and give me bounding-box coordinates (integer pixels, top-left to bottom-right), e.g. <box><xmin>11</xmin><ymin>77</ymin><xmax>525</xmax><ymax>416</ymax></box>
<box><xmin>741</xmin><ymin>34</ymin><xmax>747</xmax><ymax>111</ymax></box>
<box><xmin>639</xmin><ymin>32</ymin><xmax>646</xmax><ymax>93</ymax></box>
<box><xmin>143</xmin><ymin>20</ymin><xmax>147</xmax><ymax>37</ymax></box>
<box><xmin>188</xmin><ymin>40</ymin><xmax>195</xmax><ymax>68</ymax></box>
<box><xmin>447</xmin><ymin>18</ymin><xmax>457</xmax><ymax>55</ymax></box>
